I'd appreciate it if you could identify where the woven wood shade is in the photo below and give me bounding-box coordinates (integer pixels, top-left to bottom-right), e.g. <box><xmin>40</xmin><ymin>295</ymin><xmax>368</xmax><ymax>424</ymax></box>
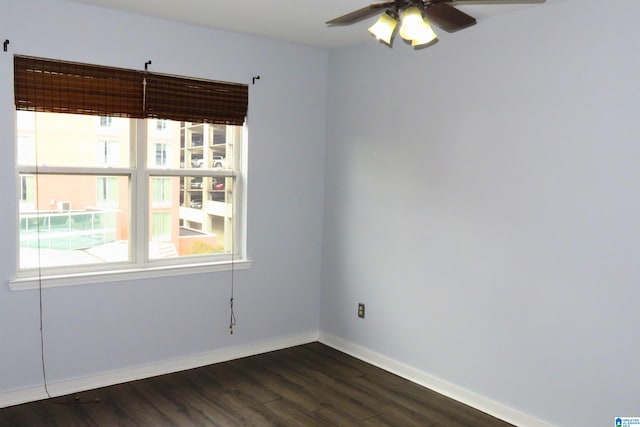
<box><xmin>14</xmin><ymin>56</ymin><xmax>247</xmax><ymax>124</ymax></box>
<box><xmin>145</xmin><ymin>73</ymin><xmax>248</xmax><ymax>126</ymax></box>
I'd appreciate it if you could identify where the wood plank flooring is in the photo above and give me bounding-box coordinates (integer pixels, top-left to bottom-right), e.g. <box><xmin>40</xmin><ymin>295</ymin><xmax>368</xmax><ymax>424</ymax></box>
<box><xmin>0</xmin><ymin>342</ymin><xmax>514</xmax><ymax>426</ymax></box>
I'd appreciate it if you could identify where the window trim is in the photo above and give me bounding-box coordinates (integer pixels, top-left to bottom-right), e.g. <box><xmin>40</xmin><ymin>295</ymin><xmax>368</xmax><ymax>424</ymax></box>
<box><xmin>8</xmin><ymin>259</ymin><xmax>253</xmax><ymax>291</ymax></box>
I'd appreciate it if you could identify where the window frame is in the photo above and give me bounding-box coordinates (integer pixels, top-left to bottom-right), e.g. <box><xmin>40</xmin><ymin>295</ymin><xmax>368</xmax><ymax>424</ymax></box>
<box><xmin>12</xmin><ymin>119</ymin><xmax>251</xmax><ymax>290</ymax></box>
<box><xmin>10</xmin><ymin>56</ymin><xmax>251</xmax><ymax>290</ymax></box>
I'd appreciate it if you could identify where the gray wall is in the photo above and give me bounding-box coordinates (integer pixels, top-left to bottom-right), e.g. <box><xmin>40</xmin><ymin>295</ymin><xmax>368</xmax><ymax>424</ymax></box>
<box><xmin>0</xmin><ymin>0</ymin><xmax>326</xmax><ymax>391</ymax></box>
<box><xmin>321</xmin><ymin>1</ymin><xmax>640</xmax><ymax>426</ymax></box>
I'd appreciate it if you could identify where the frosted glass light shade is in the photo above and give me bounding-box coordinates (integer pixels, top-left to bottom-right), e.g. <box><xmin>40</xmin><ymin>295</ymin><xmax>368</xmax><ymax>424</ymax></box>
<box><xmin>368</xmin><ymin>12</ymin><xmax>398</xmax><ymax>45</ymax></box>
<box><xmin>411</xmin><ymin>19</ymin><xmax>438</xmax><ymax>46</ymax></box>
<box><xmin>399</xmin><ymin>6</ymin><xmax>424</xmax><ymax>41</ymax></box>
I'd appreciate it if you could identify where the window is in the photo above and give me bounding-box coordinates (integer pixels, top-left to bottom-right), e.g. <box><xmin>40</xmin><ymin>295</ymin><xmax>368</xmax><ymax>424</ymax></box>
<box><xmin>151</xmin><ymin>212</ymin><xmax>171</xmax><ymax>242</ymax></box>
<box><xmin>151</xmin><ymin>177</ymin><xmax>171</xmax><ymax>208</ymax></box>
<box><xmin>13</xmin><ymin>55</ymin><xmax>248</xmax><ymax>285</ymax></box>
<box><xmin>99</xmin><ymin>116</ymin><xmax>113</xmax><ymax>128</ymax></box>
<box><xmin>97</xmin><ymin>139</ymin><xmax>119</xmax><ymax>166</ymax></box>
<box><xmin>153</xmin><ymin>143</ymin><xmax>170</xmax><ymax>167</ymax></box>
<box><xmin>97</xmin><ymin>176</ymin><xmax>119</xmax><ymax>209</ymax></box>
<box><xmin>19</xmin><ymin>175</ymin><xmax>35</xmax><ymax>211</ymax></box>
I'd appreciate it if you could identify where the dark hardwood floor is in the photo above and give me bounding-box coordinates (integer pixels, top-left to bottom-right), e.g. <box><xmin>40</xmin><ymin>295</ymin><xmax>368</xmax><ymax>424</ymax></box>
<box><xmin>0</xmin><ymin>342</ymin><xmax>513</xmax><ymax>426</ymax></box>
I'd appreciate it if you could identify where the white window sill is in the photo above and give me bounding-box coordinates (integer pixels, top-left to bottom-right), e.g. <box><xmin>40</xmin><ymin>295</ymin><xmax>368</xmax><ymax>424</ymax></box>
<box><xmin>8</xmin><ymin>259</ymin><xmax>252</xmax><ymax>291</ymax></box>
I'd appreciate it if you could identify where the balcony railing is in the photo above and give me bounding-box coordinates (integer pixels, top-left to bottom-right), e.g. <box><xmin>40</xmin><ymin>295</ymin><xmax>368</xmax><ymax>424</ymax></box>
<box><xmin>19</xmin><ymin>210</ymin><xmax>118</xmax><ymax>250</ymax></box>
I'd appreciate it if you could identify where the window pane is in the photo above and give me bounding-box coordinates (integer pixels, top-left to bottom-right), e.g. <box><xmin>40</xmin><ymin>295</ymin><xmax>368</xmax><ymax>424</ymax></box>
<box><xmin>19</xmin><ymin>112</ymin><xmax>131</xmax><ymax>168</ymax></box>
<box><xmin>19</xmin><ymin>174</ymin><xmax>130</xmax><ymax>269</ymax></box>
<box><xmin>148</xmin><ymin>175</ymin><xmax>234</xmax><ymax>260</ymax></box>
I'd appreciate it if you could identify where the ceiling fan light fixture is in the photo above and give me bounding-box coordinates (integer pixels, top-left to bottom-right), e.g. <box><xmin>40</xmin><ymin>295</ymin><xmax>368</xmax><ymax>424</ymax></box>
<box><xmin>410</xmin><ymin>19</ymin><xmax>438</xmax><ymax>46</ymax></box>
<box><xmin>367</xmin><ymin>11</ymin><xmax>398</xmax><ymax>45</ymax></box>
<box><xmin>399</xmin><ymin>6</ymin><xmax>425</xmax><ymax>41</ymax></box>
<box><xmin>326</xmin><ymin>0</ymin><xmax>493</xmax><ymax>50</ymax></box>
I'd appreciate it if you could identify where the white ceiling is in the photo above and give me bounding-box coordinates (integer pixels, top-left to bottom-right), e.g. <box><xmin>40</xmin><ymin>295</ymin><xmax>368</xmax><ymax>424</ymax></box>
<box><xmin>65</xmin><ymin>0</ymin><xmax>547</xmax><ymax>48</ymax></box>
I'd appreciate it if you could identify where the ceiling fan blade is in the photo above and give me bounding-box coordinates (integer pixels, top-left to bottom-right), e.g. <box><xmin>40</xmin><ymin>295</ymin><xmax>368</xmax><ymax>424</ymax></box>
<box><xmin>451</xmin><ymin>0</ymin><xmax>545</xmax><ymax>4</ymax></box>
<box><xmin>326</xmin><ymin>2</ymin><xmax>395</xmax><ymax>25</ymax></box>
<box><xmin>426</xmin><ymin>3</ymin><xmax>477</xmax><ymax>32</ymax></box>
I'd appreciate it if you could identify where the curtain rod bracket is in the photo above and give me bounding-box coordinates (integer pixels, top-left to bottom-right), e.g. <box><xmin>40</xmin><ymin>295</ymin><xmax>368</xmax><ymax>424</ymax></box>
<box><xmin>252</xmin><ymin>75</ymin><xmax>260</xmax><ymax>85</ymax></box>
<box><xmin>144</xmin><ymin>60</ymin><xmax>152</xmax><ymax>71</ymax></box>
<box><xmin>3</xmin><ymin>40</ymin><xmax>9</xmax><ymax>52</ymax></box>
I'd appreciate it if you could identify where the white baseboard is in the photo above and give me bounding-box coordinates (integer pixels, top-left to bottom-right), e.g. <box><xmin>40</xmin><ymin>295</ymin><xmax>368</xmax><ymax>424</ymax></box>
<box><xmin>0</xmin><ymin>330</ymin><xmax>319</xmax><ymax>409</ymax></box>
<box><xmin>2</xmin><ymin>329</ymin><xmax>555</xmax><ymax>427</ymax></box>
<box><xmin>319</xmin><ymin>332</ymin><xmax>555</xmax><ymax>427</ymax></box>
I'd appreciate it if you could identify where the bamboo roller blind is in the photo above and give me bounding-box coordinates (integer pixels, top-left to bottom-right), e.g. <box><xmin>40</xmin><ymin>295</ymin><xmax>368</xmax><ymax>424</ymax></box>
<box><xmin>14</xmin><ymin>55</ymin><xmax>248</xmax><ymax>126</ymax></box>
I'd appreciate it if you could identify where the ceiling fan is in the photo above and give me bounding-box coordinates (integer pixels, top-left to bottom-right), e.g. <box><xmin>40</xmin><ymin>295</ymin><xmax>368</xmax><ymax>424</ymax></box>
<box><xmin>326</xmin><ymin>0</ymin><xmax>545</xmax><ymax>48</ymax></box>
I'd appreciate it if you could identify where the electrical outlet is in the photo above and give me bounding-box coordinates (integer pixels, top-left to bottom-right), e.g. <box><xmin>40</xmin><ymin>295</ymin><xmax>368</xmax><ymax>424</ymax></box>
<box><xmin>358</xmin><ymin>303</ymin><xmax>365</xmax><ymax>319</ymax></box>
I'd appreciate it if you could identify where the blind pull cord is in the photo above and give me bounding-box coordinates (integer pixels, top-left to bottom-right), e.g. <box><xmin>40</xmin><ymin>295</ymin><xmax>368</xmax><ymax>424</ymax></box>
<box><xmin>142</xmin><ymin>77</ymin><xmax>147</xmax><ymax>112</ymax></box>
<box><xmin>34</xmin><ymin>139</ymin><xmax>52</xmax><ymax>400</ymax></box>
<box><xmin>229</xmin><ymin>202</ymin><xmax>236</xmax><ymax>334</ymax></box>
